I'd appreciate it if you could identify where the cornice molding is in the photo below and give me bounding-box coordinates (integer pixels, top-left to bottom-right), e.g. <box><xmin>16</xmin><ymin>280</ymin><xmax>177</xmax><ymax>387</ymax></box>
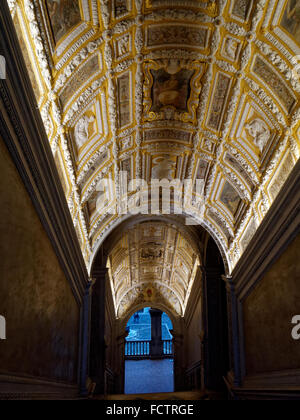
<box><xmin>232</xmin><ymin>159</ymin><xmax>300</xmax><ymax>299</ymax></box>
<box><xmin>0</xmin><ymin>1</ymin><xmax>89</xmax><ymax>302</ymax></box>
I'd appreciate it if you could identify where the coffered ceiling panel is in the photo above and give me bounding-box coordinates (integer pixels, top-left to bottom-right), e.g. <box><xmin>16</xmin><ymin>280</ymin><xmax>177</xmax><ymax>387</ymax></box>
<box><xmin>9</xmin><ymin>0</ymin><xmax>300</xmax><ymax>272</ymax></box>
<box><xmin>107</xmin><ymin>221</ymin><xmax>200</xmax><ymax>318</ymax></box>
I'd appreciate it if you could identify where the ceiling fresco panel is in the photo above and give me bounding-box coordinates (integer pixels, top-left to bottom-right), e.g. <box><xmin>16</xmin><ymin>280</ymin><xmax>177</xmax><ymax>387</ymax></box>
<box><xmin>10</xmin><ymin>0</ymin><xmax>300</xmax><ymax>277</ymax></box>
<box><xmin>46</xmin><ymin>0</ymin><xmax>81</xmax><ymax>43</ymax></box>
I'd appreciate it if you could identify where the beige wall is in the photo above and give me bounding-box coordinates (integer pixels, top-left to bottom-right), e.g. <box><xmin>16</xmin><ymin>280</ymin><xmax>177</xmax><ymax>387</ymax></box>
<box><xmin>0</xmin><ymin>138</ymin><xmax>80</xmax><ymax>383</ymax></box>
<box><xmin>243</xmin><ymin>234</ymin><xmax>300</xmax><ymax>375</ymax></box>
<box><xmin>186</xmin><ymin>298</ymin><xmax>202</xmax><ymax>368</ymax></box>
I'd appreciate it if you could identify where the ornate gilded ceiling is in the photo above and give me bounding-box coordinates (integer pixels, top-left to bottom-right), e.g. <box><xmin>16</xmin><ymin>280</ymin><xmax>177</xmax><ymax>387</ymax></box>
<box><xmin>9</xmin><ymin>0</ymin><xmax>300</xmax><ymax>275</ymax></box>
<box><xmin>107</xmin><ymin>221</ymin><xmax>200</xmax><ymax>318</ymax></box>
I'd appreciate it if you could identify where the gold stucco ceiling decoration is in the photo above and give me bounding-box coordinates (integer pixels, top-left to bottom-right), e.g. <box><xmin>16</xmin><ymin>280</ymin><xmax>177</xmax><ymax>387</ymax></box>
<box><xmin>107</xmin><ymin>221</ymin><xmax>201</xmax><ymax>319</ymax></box>
<box><xmin>9</xmin><ymin>0</ymin><xmax>300</xmax><ymax>274</ymax></box>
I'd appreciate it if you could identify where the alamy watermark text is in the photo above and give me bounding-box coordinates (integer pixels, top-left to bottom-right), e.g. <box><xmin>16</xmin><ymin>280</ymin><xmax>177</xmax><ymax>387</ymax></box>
<box><xmin>291</xmin><ymin>316</ymin><xmax>300</xmax><ymax>340</ymax></box>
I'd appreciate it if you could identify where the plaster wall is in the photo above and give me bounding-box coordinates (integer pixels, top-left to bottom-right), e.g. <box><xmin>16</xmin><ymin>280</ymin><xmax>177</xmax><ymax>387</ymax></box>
<box><xmin>243</xmin><ymin>234</ymin><xmax>300</xmax><ymax>375</ymax></box>
<box><xmin>186</xmin><ymin>298</ymin><xmax>202</xmax><ymax>368</ymax></box>
<box><xmin>0</xmin><ymin>138</ymin><xmax>80</xmax><ymax>384</ymax></box>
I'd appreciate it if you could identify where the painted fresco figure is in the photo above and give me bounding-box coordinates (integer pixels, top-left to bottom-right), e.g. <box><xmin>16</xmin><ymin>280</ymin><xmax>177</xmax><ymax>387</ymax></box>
<box><xmin>47</xmin><ymin>0</ymin><xmax>81</xmax><ymax>43</ymax></box>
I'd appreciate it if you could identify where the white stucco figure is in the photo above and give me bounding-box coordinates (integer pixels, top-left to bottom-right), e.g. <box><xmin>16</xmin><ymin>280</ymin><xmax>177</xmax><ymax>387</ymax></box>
<box><xmin>225</xmin><ymin>38</ymin><xmax>238</xmax><ymax>59</ymax></box>
<box><xmin>74</xmin><ymin>114</ymin><xmax>95</xmax><ymax>149</ymax></box>
<box><xmin>245</xmin><ymin>118</ymin><xmax>270</xmax><ymax>153</ymax></box>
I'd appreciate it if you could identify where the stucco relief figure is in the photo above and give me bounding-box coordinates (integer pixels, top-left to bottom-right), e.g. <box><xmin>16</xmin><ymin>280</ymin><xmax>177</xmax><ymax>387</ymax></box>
<box><xmin>74</xmin><ymin>114</ymin><xmax>95</xmax><ymax>149</ymax></box>
<box><xmin>281</xmin><ymin>0</ymin><xmax>300</xmax><ymax>44</ymax></box>
<box><xmin>224</xmin><ymin>38</ymin><xmax>239</xmax><ymax>59</ymax></box>
<box><xmin>245</xmin><ymin>118</ymin><xmax>270</xmax><ymax>152</ymax></box>
<box><xmin>46</xmin><ymin>0</ymin><xmax>81</xmax><ymax>43</ymax></box>
<box><xmin>117</xmin><ymin>35</ymin><xmax>130</xmax><ymax>56</ymax></box>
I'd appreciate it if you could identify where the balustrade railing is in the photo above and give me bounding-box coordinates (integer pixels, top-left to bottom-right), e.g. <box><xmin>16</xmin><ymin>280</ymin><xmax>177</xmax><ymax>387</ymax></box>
<box><xmin>125</xmin><ymin>340</ymin><xmax>150</xmax><ymax>357</ymax></box>
<box><xmin>125</xmin><ymin>339</ymin><xmax>173</xmax><ymax>358</ymax></box>
<box><xmin>163</xmin><ymin>340</ymin><xmax>173</xmax><ymax>356</ymax></box>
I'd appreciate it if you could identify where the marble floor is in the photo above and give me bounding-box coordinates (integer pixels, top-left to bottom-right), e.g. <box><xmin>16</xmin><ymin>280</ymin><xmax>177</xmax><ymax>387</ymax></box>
<box><xmin>125</xmin><ymin>359</ymin><xmax>174</xmax><ymax>395</ymax></box>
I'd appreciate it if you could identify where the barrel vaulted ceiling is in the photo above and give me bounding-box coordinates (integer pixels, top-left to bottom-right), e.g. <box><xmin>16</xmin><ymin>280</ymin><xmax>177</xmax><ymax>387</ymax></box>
<box><xmin>107</xmin><ymin>221</ymin><xmax>200</xmax><ymax>318</ymax></box>
<box><xmin>9</xmin><ymin>0</ymin><xmax>300</xmax><ymax>274</ymax></box>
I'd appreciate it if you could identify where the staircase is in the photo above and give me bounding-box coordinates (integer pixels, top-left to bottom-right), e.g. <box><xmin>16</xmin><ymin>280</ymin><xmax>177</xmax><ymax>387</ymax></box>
<box><xmin>93</xmin><ymin>390</ymin><xmax>227</xmax><ymax>400</ymax></box>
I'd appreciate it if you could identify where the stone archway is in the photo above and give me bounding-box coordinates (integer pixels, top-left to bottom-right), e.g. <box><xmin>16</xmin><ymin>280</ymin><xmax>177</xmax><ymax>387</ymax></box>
<box><xmin>122</xmin><ymin>306</ymin><xmax>176</xmax><ymax>395</ymax></box>
<box><xmin>120</xmin><ymin>302</ymin><xmax>184</xmax><ymax>394</ymax></box>
<box><xmin>87</xmin><ymin>215</ymin><xmax>230</xmax><ymax>396</ymax></box>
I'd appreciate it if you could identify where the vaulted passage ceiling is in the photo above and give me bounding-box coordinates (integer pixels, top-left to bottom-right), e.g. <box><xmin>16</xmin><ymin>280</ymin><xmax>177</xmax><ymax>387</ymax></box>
<box><xmin>107</xmin><ymin>221</ymin><xmax>201</xmax><ymax>318</ymax></box>
<box><xmin>9</xmin><ymin>0</ymin><xmax>300</xmax><ymax>274</ymax></box>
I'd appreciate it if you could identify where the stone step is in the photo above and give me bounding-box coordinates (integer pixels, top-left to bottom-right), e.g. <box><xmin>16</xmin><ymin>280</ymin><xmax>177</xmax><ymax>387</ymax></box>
<box><xmin>94</xmin><ymin>390</ymin><xmax>226</xmax><ymax>400</ymax></box>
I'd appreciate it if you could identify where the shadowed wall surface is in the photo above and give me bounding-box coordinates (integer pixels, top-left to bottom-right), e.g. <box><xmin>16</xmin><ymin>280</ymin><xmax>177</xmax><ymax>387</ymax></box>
<box><xmin>0</xmin><ymin>137</ymin><xmax>79</xmax><ymax>383</ymax></box>
<box><xmin>243</xmin><ymin>234</ymin><xmax>300</xmax><ymax>375</ymax></box>
<box><xmin>186</xmin><ymin>297</ymin><xmax>202</xmax><ymax>368</ymax></box>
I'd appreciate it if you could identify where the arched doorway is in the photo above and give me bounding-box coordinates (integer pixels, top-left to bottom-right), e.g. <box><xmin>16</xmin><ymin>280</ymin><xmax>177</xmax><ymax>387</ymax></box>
<box><xmin>124</xmin><ymin>307</ymin><xmax>174</xmax><ymax>394</ymax></box>
<box><xmin>87</xmin><ymin>217</ymin><xmax>230</xmax><ymax>397</ymax></box>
